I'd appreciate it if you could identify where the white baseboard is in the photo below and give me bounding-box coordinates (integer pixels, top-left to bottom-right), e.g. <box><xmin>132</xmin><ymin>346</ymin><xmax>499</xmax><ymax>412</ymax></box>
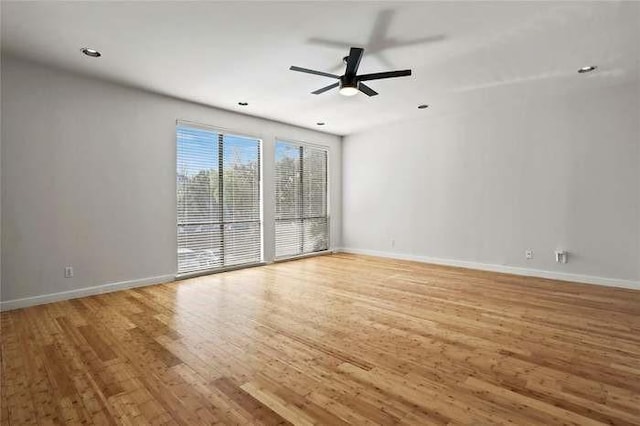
<box><xmin>3</xmin><ymin>250</ymin><xmax>637</xmax><ymax>311</ymax></box>
<box><xmin>338</xmin><ymin>247</ymin><xmax>640</xmax><ymax>290</ymax></box>
<box><xmin>0</xmin><ymin>274</ymin><xmax>175</xmax><ymax>312</ymax></box>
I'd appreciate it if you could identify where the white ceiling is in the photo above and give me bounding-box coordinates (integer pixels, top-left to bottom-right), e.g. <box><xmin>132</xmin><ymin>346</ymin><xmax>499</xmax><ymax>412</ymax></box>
<box><xmin>2</xmin><ymin>1</ymin><xmax>639</xmax><ymax>135</ymax></box>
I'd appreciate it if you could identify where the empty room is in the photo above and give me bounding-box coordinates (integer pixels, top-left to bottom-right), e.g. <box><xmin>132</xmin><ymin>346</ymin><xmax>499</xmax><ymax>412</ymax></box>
<box><xmin>1</xmin><ymin>1</ymin><xmax>639</xmax><ymax>424</ymax></box>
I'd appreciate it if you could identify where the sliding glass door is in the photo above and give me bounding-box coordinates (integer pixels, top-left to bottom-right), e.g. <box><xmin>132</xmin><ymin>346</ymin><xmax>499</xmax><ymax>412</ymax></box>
<box><xmin>176</xmin><ymin>124</ymin><xmax>261</xmax><ymax>275</ymax></box>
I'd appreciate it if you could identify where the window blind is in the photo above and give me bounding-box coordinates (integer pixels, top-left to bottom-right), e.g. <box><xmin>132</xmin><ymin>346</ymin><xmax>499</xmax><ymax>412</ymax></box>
<box><xmin>177</xmin><ymin>124</ymin><xmax>261</xmax><ymax>275</ymax></box>
<box><xmin>275</xmin><ymin>141</ymin><xmax>328</xmax><ymax>258</ymax></box>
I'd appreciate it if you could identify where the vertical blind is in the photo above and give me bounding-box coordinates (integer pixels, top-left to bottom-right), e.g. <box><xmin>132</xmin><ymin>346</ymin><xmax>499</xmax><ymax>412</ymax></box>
<box><xmin>177</xmin><ymin>124</ymin><xmax>261</xmax><ymax>274</ymax></box>
<box><xmin>275</xmin><ymin>141</ymin><xmax>328</xmax><ymax>258</ymax></box>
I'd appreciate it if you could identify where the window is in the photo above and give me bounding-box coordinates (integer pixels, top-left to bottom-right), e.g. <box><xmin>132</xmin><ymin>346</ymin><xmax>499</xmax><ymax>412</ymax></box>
<box><xmin>275</xmin><ymin>141</ymin><xmax>328</xmax><ymax>258</ymax></box>
<box><xmin>177</xmin><ymin>124</ymin><xmax>261</xmax><ymax>275</ymax></box>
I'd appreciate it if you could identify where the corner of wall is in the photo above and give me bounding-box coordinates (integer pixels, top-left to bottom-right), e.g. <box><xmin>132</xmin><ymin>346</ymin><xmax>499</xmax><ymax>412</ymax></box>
<box><xmin>1</xmin><ymin>51</ymin><xmax>4</xmax><ymax>302</ymax></box>
<box><xmin>337</xmin><ymin>134</ymin><xmax>346</xmax><ymax>249</ymax></box>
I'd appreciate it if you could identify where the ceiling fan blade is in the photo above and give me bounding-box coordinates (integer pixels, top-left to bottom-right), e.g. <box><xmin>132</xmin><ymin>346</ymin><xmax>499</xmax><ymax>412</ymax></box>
<box><xmin>390</xmin><ymin>34</ymin><xmax>445</xmax><ymax>48</ymax></box>
<box><xmin>345</xmin><ymin>47</ymin><xmax>364</xmax><ymax>77</ymax></box>
<box><xmin>367</xmin><ymin>9</ymin><xmax>394</xmax><ymax>46</ymax></box>
<box><xmin>358</xmin><ymin>83</ymin><xmax>378</xmax><ymax>97</ymax></box>
<box><xmin>307</xmin><ymin>37</ymin><xmax>352</xmax><ymax>50</ymax></box>
<box><xmin>289</xmin><ymin>66</ymin><xmax>340</xmax><ymax>79</ymax></box>
<box><xmin>312</xmin><ymin>82</ymin><xmax>340</xmax><ymax>95</ymax></box>
<box><xmin>357</xmin><ymin>69</ymin><xmax>412</xmax><ymax>81</ymax></box>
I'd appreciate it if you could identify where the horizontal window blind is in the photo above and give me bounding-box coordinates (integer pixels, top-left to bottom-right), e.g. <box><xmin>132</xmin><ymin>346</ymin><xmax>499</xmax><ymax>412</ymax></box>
<box><xmin>177</xmin><ymin>124</ymin><xmax>261</xmax><ymax>274</ymax></box>
<box><xmin>275</xmin><ymin>141</ymin><xmax>328</xmax><ymax>258</ymax></box>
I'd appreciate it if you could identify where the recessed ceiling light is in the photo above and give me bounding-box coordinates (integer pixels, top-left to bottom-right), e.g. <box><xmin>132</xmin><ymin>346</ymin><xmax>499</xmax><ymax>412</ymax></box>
<box><xmin>578</xmin><ymin>65</ymin><xmax>597</xmax><ymax>74</ymax></box>
<box><xmin>238</xmin><ymin>102</ymin><xmax>249</xmax><ymax>106</ymax></box>
<box><xmin>81</xmin><ymin>47</ymin><xmax>101</xmax><ymax>58</ymax></box>
<box><xmin>418</xmin><ymin>104</ymin><xmax>429</xmax><ymax>109</ymax></box>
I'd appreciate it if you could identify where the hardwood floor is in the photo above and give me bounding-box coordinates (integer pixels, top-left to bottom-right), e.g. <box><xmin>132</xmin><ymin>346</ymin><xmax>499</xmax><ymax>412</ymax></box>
<box><xmin>2</xmin><ymin>253</ymin><xmax>640</xmax><ymax>425</ymax></box>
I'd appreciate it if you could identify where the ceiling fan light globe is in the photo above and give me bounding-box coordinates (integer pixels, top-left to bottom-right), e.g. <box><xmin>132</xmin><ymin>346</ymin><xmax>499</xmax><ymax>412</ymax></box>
<box><xmin>339</xmin><ymin>86</ymin><xmax>359</xmax><ymax>96</ymax></box>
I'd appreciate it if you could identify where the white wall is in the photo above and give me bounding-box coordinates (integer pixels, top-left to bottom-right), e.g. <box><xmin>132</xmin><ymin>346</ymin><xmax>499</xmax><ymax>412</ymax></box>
<box><xmin>1</xmin><ymin>55</ymin><xmax>342</xmax><ymax>305</ymax></box>
<box><xmin>342</xmin><ymin>81</ymin><xmax>640</xmax><ymax>285</ymax></box>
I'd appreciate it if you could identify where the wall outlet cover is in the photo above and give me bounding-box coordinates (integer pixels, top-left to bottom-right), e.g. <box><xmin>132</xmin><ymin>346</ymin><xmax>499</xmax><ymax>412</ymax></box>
<box><xmin>64</xmin><ymin>266</ymin><xmax>74</xmax><ymax>278</ymax></box>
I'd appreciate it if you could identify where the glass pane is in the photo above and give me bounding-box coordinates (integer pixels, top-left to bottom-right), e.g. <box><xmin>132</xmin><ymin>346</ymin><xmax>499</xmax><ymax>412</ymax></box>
<box><xmin>303</xmin><ymin>217</ymin><xmax>328</xmax><ymax>253</ymax></box>
<box><xmin>223</xmin><ymin>135</ymin><xmax>261</xmax><ymax>223</ymax></box>
<box><xmin>275</xmin><ymin>219</ymin><xmax>302</xmax><ymax>258</ymax></box>
<box><xmin>224</xmin><ymin>221</ymin><xmax>262</xmax><ymax>266</ymax></box>
<box><xmin>275</xmin><ymin>141</ymin><xmax>328</xmax><ymax>259</ymax></box>
<box><xmin>177</xmin><ymin>126</ymin><xmax>221</xmax><ymax>273</ymax></box>
<box><xmin>302</xmin><ymin>147</ymin><xmax>327</xmax><ymax>219</ymax></box>
<box><xmin>275</xmin><ymin>142</ymin><xmax>301</xmax><ymax>220</ymax></box>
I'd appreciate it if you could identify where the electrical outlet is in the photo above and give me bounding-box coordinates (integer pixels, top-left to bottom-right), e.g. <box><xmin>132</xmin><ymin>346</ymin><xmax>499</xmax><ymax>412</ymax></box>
<box><xmin>525</xmin><ymin>249</ymin><xmax>533</xmax><ymax>259</ymax></box>
<box><xmin>64</xmin><ymin>266</ymin><xmax>74</xmax><ymax>278</ymax></box>
<box><xmin>391</xmin><ymin>239</ymin><xmax>396</xmax><ymax>248</ymax></box>
<box><xmin>555</xmin><ymin>250</ymin><xmax>568</xmax><ymax>264</ymax></box>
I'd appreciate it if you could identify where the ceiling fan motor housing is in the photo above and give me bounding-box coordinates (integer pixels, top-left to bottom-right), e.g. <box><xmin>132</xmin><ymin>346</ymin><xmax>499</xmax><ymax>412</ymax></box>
<box><xmin>340</xmin><ymin>75</ymin><xmax>357</xmax><ymax>90</ymax></box>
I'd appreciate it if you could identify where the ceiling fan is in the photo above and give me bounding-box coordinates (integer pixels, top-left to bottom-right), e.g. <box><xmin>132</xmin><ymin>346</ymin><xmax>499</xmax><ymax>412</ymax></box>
<box><xmin>289</xmin><ymin>47</ymin><xmax>412</xmax><ymax>97</ymax></box>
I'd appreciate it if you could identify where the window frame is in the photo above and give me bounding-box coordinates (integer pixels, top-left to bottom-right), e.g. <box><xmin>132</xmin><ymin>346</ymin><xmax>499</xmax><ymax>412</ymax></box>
<box><xmin>175</xmin><ymin>120</ymin><xmax>265</xmax><ymax>278</ymax></box>
<box><xmin>274</xmin><ymin>137</ymin><xmax>331</xmax><ymax>260</ymax></box>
